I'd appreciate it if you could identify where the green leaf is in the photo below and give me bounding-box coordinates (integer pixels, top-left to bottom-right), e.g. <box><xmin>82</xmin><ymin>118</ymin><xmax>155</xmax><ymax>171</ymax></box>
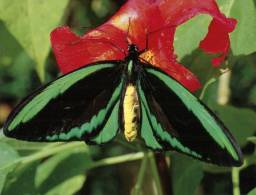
<box><xmin>230</xmin><ymin>54</ymin><xmax>256</xmax><ymax>103</ymax></box>
<box><xmin>0</xmin><ymin>143</ymin><xmax>19</xmax><ymax>170</ymax></box>
<box><xmin>2</xmin><ymin>162</ymin><xmax>38</xmax><ymax>195</ymax></box>
<box><xmin>0</xmin><ymin>0</ymin><xmax>70</xmax><ymax>80</ymax></box>
<box><xmin>217</xmin><ymin>0</ymin><xmax>256</xmax><ymax>55</ymax></box>
<box><xmin>172</xmin><ymin>154</ymin><xmax>203</xmax><ymax>195</ymax></box>
<box><xmin>174</xmin><ymin>15</ymin><xmax>211</xmax><ymax>60</ymax></box>
<box><xmin>248</xmin><ymin>187</ymin><xmax>256</xmax><ymax>195</ymax></box>
<box><xmin>36</xmin><ymin>147</ymin><xmax>92</xmax><ymax>194</ymax></box>
<box><xmin>0</xmin><ymin>21</ymin><xmax>28</xmax><ymax>66</ymax></box>
<box><xmin>214</xmin><ymin>105</ymin><xmax>256</xmax><ymax>146</ymax></box>
<box><xmin>0</xmin><ymin>142</ymin><xmax>19</xmax><ymax>194</ymax></box>
<box><xmin>46</xmin><ymin>175</ymin><xmax>86</xmax><ymax>195</ymax></box>
<box><xmin>0</xmin><ymin>52</ymin><xmax>34</xmax><ymax>98</ymax></box>
<box><xmin>230</xmin><ymin>0</ymin><xmax>256</xmax><ymax>55</ymax></box>
<box><xmin>247</xmin><ymin>137</ymin><xmax>256</xmax><ymax>144</ymax></box>
<box><xmin>0</xmin><ymin>21</ymin><xmax>34</xmax><ymax>98</ymax></box>
<box><xmin>181</xmin><ymin>50</ymin><xmax>218</xmax><ymax>88</ymax></box>
<box><xmin>1</xmin><ymin>140</ymin><xmax>52</xmax><ymax>152</ymax></box>
<box><xmin>180</xmin><ymin>50</ymin><xmax>220</xmax><ymax>99</ymax></box>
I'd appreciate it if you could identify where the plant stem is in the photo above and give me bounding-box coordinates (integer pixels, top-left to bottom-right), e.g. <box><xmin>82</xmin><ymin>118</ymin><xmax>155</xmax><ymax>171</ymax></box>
<box><xmin>0</xmin><ymin>142</ymin><xmax>85</xmax><ymax>171</ymax></box>
<box><xmin>149</xmin><ymin>152</ymin><xmax>164</xmax><ymax>195</ymax></box>
<box><xmin>132</xmin><ymin>153</ymin><xmax>149</xmax><ymax>195</ymax></box>
<box><xmin>24</xmin><ymin>141</ymin><xmax>144</xmax><ymax>168</ymax></box>
<box><xmin>199</xmin><ymin>77</ymin><xmax>217</xmax><ymax>100</ymax></box>
<box><xmin>217</xmin><ymin>70</ymin><xmax>232</xmax><ymax>105</ymax></box>
<box><xmin>0</xmin><ymin>140</ymin><xmax>144</xmax><ymax>172</ymax></box>
<box><xmin>92</xmin><ymin>152</ymin><xmax>144</xmax><ymax>168</ymax></box>
<box><xmin>226</xmin><ymin>0</ymin><xmax>235</xmax><ymax>16</ymax></box>
<box><xmin>21</xmin><ymin>142</ymin><xmax>85</xmax><ymax>164</ymax></box>
<box><xmin>232</xmin><ymin>167</ymin><xmax>241</xmax><ymax>195</ymax></box>
<box><xmin>216</xmin><ymin>61</ymin><xmax>241</xmax><ymax>195</ymax></box>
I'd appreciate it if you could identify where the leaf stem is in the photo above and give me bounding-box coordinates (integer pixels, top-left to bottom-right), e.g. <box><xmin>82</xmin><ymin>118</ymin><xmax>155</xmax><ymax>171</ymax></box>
<box><xmin>199</xmin><ymin>77</ymin><xmax>217</xmax><ymax>100</ymax></box>
<box><xmin>21</xmin><ymin>141</ymin><xmax>144</xmax><ymax>167</ymax></box>
<box><xmin>21</xmin><ymin>142</ymin><xmax>85</xmax><ymax>164</ymax></box>
<box><xmin>232</xmin><ymin>167</ymin><xmax>241</xmax><ymax>195</ymax></box>
<box><xmin>226</xmin><ymin>0</ymin><xmax>235</xmax><ymax>16</ymax></box>
<box><xmin>92</xmin><ymin>152</ymin><xmax>144</xmax><ymax>168</ymax></box>
<box><xmin>0</xmin><ymin>142</ymin><xmax>85</xmax><ymax>171</ymax></box>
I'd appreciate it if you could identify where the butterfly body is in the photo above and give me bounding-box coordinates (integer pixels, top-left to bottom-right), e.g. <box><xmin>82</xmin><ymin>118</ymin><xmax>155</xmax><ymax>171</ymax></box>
<box><xmin>3</xmin><ymin>44</ymin><xmax>243</xmax><ymax>166</ymax></box>
<box><xmin>123</xmin><ymin>84</ymin><xmax>139</xmax><ymax>142</ymax></box>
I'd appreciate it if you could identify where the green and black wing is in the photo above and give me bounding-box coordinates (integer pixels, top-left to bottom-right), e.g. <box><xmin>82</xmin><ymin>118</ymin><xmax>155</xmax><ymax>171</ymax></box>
<box><xmin>138</xmin><ymin>65</ymin><xmax>243</xmax><ymax>166</ymax></box>
<box><xmin>4</xmin><ymin>62</ymin><xmax>125</xmax><ymax>144</ymax></box>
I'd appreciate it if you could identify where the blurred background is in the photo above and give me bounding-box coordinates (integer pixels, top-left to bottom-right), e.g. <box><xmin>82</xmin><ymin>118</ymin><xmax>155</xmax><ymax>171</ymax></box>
<box><xmin>0</xmin><ymin>0</ymin><xmax>256</xmax><ymax>194</ymax></box>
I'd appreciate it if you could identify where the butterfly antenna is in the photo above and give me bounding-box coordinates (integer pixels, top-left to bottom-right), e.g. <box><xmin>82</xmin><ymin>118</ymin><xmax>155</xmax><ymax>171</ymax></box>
<box><xmin>126</xmin><ymin>18</ymin><xmax>132</xmax><ymax>46</ymax></box>
<box><xmin>141</xmin><ymin>24</ymin><xmax>176</xmax><ymax>54</ymax></box>
<box><xmin>81</xmin><ymin>26</ymin><xmax>93</xmax><ymax>31</ymax></box>
<box><xmin>92</xmin><ymin>28</ymin><xmax>127</xmax><ymax>57</ymax></box>
<box><xmin>145</xmin><ymin>29</ymin><xmax>149</xmax><ymax>51</ymax></box>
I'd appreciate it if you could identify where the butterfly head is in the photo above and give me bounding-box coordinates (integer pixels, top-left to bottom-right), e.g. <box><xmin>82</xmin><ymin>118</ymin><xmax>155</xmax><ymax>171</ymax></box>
<box><xmin>127</xmin><ymin>44</ymin><xmax>139</xmax><ymax>59</ymax></box>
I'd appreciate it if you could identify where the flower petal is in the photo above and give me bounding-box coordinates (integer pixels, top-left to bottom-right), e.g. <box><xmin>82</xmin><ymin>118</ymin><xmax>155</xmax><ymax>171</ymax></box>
<box><xmin>50</xmin><ymin>26</ymin><xmax>126</xmax><ymax>73</ymax></box>
<box><xmin>50</xmin><ymin>0</ymin><xmax>236</xmax><ymax>91</ymax></box>
<box><xmin>140</xmin><ymin>27</ymin><xmax>201</xmax><ymax>91</ymax></box>
<box><xmin>200</xmin><ymin>18</ymin><xmax>237</xmax><ymax>67</ymax></box>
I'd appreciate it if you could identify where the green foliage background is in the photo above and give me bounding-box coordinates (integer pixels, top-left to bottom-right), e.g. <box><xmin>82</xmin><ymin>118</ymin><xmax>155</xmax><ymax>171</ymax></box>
<box><xmin>0</xmin><ymin>0</ymin><xmax>256</xmax><ymax>195</ymax></box>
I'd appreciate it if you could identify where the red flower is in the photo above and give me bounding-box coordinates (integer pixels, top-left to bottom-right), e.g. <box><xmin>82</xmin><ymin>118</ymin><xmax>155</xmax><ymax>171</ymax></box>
<box><xmin>51</xmin><ymin>0</ymin><xmax>236</xmax><ymax>92</ymax></box>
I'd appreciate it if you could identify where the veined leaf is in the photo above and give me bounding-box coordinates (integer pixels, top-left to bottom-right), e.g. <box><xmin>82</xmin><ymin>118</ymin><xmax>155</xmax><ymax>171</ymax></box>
<box><xmin>36</xmin><ymin>147</ymin><xmax>92</xmax><ymax>194</ymax></box>
<box><xmin>174</xmin><ymin>15</ymin><xmax>211</xmax><ymax>60</ymax></box>
<box><xmin>230</xmin><ymin>0</ymin><xmax>256</xmax><ymax>55</ymax></box>
<box><xmin>2</xmin><ymin>162</ymin><xmax>38</xmax><ymax>195</ymax></box>
<box><xmin>46</xmin><ymin>175</ymin><xmax>86</xmax><ymax>195</ymax></box>
<box><xmin>0</xmin><ymin>0</ymin><xmax>70</xmax><ymax>80</ymax></box>
<box><xmin>217</xmin><ymin>0</ymin><xmax>256</xmax><ymax>55</ymax></box>
<box><xmin>0</xmin><ymin>142</ymin><xmax>19</xmax><ymax>194</ymax></box>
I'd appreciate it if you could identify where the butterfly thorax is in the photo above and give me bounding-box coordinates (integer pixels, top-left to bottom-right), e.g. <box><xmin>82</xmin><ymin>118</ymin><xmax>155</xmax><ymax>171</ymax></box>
<box><xmin>125</xmin><ymin>44</ymin><xmax>142</xmax><ymax>82</ymax></box>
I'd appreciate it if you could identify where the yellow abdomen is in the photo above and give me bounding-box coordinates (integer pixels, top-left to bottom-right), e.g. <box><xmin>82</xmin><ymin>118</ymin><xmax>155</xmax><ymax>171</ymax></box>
<box><xmin>123</xmin><ymin>84</ymin><xmax>139</xmax><ymax>142</ymax></box>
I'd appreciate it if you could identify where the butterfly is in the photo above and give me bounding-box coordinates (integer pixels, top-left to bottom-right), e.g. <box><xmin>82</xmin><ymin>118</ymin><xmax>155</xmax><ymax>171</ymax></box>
<box><xmin>3</xmin><ymin>44</ymin><xmax>243</xmax><ymax>166</ymax></box>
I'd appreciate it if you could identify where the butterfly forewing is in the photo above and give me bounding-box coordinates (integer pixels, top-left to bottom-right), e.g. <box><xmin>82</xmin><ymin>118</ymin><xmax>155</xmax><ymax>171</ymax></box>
<box><xmin>138</xmin><ymin>65</ymin><xmax>243</xmax><ymax>166</ymax></box>
<box><xmin>4</xmin><ymin>63</ymin><xmax>124</xmax><ymax>143</ymax></box>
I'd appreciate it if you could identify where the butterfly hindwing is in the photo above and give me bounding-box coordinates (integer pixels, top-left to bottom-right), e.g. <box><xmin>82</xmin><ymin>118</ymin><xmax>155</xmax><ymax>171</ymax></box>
<box><xmin>138</xmin><ymin>65</ymin><xmax>243</xmax><ymax>166</ymax></box>
<box><xmin>140</xmin><ymin>101</ymin><xmax>163</xmax><ymax>150</ymax></box>
<box><xmin>4</xmin><ymin>62</ymin><xmax>124</xmax><ymax>144</ymax></box>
